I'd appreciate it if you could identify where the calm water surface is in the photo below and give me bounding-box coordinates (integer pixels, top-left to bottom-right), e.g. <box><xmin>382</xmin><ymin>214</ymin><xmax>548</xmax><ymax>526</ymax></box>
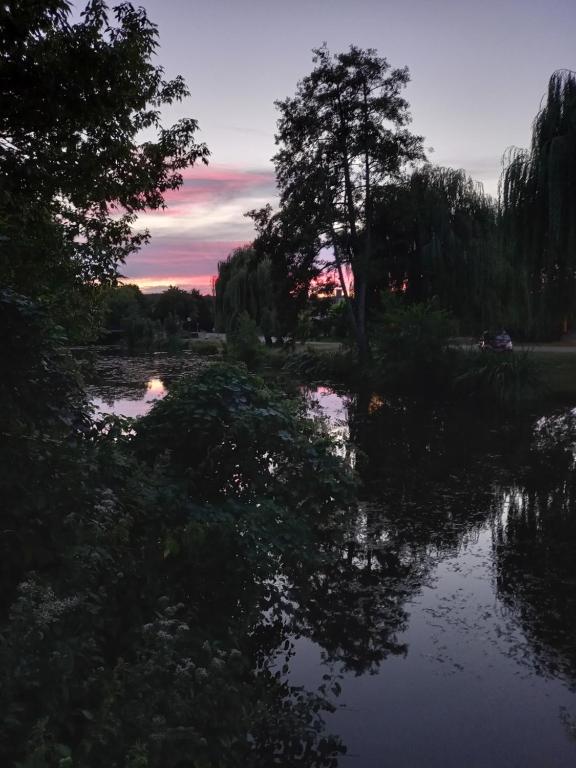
<box><xmin>89</xmin><ymin>354</ymin><xmax>576</xmax><ymax>766</ymax></box>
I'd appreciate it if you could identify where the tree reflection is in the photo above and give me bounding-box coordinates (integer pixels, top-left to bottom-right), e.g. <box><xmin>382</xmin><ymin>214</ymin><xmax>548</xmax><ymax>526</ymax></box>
<box><xmin>297</xmin><ymin>390</ymin><xmax>576</xmax><ymax>700</ymax></box>
<box><xmin>493</xmin><ymin>410</ymin><xmax>576</xmax><ymax>688</ymax></box>
<box><xmin>285</xmin><ymin>390</ymin><xmax>506</xmax><ymax>675</ymax></box>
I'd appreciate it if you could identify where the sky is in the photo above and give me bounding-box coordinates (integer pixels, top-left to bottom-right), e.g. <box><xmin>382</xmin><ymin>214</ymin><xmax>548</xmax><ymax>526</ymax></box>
<box><xmin>114</xmin><ymin>0</ymin><xmax>576</xmax><ymax>293</ymax></box>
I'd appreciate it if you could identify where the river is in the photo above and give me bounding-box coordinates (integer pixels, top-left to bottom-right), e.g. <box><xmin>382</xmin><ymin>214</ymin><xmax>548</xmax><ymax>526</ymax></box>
<box><xmin>87</xmin><ymin>351</ymin><xmax>576</xmax><ymax>767</ymax></box>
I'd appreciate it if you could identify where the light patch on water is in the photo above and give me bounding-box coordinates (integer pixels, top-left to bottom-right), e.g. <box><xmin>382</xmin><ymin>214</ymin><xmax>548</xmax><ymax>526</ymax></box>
<box><xmin>92</xmin><ymin>376</ymin><xmax>167</xmax><ymax>418</ymax></box>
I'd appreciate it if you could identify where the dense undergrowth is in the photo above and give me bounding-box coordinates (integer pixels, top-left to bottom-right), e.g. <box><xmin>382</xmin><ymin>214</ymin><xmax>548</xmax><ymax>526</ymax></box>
<box><xmin>0</xmin><ymin>291</ymin><xmax>355</xmax><ymax>768</ymax></box>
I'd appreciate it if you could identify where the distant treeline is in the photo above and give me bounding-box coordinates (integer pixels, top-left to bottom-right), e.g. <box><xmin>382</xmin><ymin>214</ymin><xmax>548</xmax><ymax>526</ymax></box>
<box><xmin>98</xmin><ymin>284</ymin><xmax>215</xmax><ymax>346</ymax></box>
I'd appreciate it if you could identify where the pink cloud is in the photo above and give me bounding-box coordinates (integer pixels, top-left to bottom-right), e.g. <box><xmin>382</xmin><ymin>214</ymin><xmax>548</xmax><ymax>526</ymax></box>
<box><xmin>148</xmin><ymin>163</ymin><xmax>277</xmax><ymax>216</ymax></box>
<box><xmin>121</xmin><ymin>239</ymin><xmax>249</xmax><ymax>291</ymax></box>
<box><xmin>122</xmin><ymin>163</ymin><xmax>276</xmax><ymax>292</ymax></box>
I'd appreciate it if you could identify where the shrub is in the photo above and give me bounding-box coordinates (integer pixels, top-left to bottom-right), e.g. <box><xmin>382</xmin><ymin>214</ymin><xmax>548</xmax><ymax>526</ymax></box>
<box><xmin>1</xmin><ymin>360</ymin><xmax>354</xmax><ymax>767</ymax></box>
<box><xmin>124</xmin><ymin>315</ymin><xmax>157</xmax><ymax>350</ymax></box>
<box><xmin>453</xmin><ymin>349</ymin><xmax>544</xmax><ymax>410</ymax></box>
<box><xmin>188</xmin><ymin>339</ymin><xmax>222</xmax><ymax>356</ymax></box>
<box><xmin>225</xmin><ymin>311</ymin><xmax>262</xmax><ymax>369</ymax></box>
<box><xmin>372</xmin><ymin>297</ymin><xmax>457</xmax><ymax>393</ymax></box>
<box><xmin>135</xmin><ymin>363</ymin><xmax>354</xmax><ymax>514</ymax></box>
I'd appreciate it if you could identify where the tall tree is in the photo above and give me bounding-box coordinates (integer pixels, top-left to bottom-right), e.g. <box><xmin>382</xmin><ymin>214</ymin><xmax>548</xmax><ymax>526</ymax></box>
<box><xmin>273</xmin><ymin>44</ymin><xmax>425</xmax><ymax>360</ymax></box>
<box><xmin>0</xmin><ymin>0</ymin><xmax>209</xmax><ymax>336</ymax></box>
<box><xmin>372</xmin><ymin>165</ymin><xmax>502</xmax><ymax>332</ymax></box>
<box><xmin>246</xmin><ymin>203</ymin><xmax>321</xmax><ymax>338</ymax></box>
<box><xmin>215</xmin><ymin>246</ymin><xmax>278</xmax><ymax>343</ymax></box>
<box><xmin>500</xmin><ymin>70</ymin><xmax>576</xmax><ymax>338</ymax></box>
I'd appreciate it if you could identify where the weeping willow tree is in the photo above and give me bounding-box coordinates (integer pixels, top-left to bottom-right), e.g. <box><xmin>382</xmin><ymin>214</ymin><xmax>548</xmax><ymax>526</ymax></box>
<box><xmin>372</xmin><ymin>164</ymin><xmax>504</xmax><ymax>332</ymax></box>
<box><xmin>214</xmin><ymin>245</ymin><xmax>278</xmax><ymax>343</ymax></box>
<box><xmin>501</xmin><ymin>70</ymin><xmax>576</xmax><ymax>339</ymax></box>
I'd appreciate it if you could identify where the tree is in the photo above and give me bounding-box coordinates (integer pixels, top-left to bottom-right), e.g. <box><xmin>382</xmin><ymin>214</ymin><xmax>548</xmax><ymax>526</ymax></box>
<box><xmin>215</xmin><ymin>245</ymin><xmax>279</xmax><ymax>344</ymax></box>
<box><xmin>189</xmin><ymin>288</ymin><xmax>214</xmax><ymax>331</ymax></box>
<box><xmin>153</xmin><ymin>285</ymin><xmax>196</xmax><ymax>324</ymax></box>
<box><xmin>101</xmin><ymin>283</ymin><xmax>145</xmax><ymax>329</ymax></box>
<box><xmin>246</xmin><ymin>203</ymin><xmax>322</xmax><ymax>339</ymax></box>
<box><xmin>500</xmin><ymin>70</ymin><xmax>576</xmax><ymax>338</ymax></box>
<box><xmin>371</xmin><ymin>165</ymin><xmax>502</xmax><ymax>332</ymax></box>
<box><xmin>0</xmin><ymin>0</ymin><xmax>209</xmax><ymax>336</ymax></box>
<box><xmin>273</xmin><ymin>44</ymin><xmax>425</xmax><ymax>360</ymax></box>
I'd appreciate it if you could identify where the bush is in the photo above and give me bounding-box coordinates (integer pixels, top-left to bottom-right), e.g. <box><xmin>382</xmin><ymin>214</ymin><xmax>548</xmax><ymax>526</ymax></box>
<box><xmin>0</xmin><ymin>291</ymin><xmax>89</xmax><ymax>584</ymax></box>
<box><xmin>225</xmin><ymin>311</ymin><xmax>262</xmax><ymax>369</ymax></box>
<box><xmin>1</xmin><ymin>357</ymin><xmax>354</xmax><ymax>767</ymax></box>
<box><xmin>124</xmin><ymin>315</ymin><xmax>157</xmax><ymax>350</ymax></box>
<box><xmin>453</xmin><ymin>350</ymin><xmax>544</xmax><ymax>410</ymax></box>
<box><xmin>372</xmin><ymin>297</ymin><xmax>457</xmax><ymax>392</ymax></box>
<box><xmin>188</xmin><ymin>339</ymin><xmax>222</xmax><ymax>356</ymax></box>
<box><xmin>135</xmin><ymin>363</ymin><xmax>354</xmax><ymax>513</ymax></box>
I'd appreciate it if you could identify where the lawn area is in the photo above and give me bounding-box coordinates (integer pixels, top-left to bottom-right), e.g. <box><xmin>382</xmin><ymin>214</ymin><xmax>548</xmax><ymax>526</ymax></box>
<box><xmin>530</xmin><ymin>351</ymin><xmax>576</xmax><ymax>397</ymax></box>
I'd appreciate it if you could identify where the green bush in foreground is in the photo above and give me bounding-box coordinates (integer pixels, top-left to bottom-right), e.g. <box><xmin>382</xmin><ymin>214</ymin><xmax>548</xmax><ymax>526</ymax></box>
<box><xmin>1</xmin><ymin>295</ymin><xmax>353</xmax><ymax>768</ymax></box>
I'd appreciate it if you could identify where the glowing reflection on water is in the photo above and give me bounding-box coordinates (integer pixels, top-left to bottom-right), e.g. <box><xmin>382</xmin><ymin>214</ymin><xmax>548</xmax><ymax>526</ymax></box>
<box><xmin>92</xmin><ymin>376</ymin><xmax>167</xmax><ymax>418</ymax></box>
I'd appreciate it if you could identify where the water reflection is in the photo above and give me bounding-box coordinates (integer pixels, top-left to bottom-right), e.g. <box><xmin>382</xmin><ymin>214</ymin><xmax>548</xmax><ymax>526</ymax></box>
<box><xmin>493</xmin><ymin>411</ymin><xmax>576</xmax><ymax>689</ymax></box>
<box><xmin>304</xmin><ymin>386</ymin><xmax>354</xmax><ymax>463</ymax></box>
<box><xmin>85</xmin><ymin>350</ymin><xmax>207</xmax><ymax>417</ymax></box>
<box><xmin>92</xmin><ymin>376</ymin><xmax>167</xmax><ymax>418</ymax></box>
<box><xmin>285</xmin><ymin>394</ymin><xmax>576</xmax><ymax>766</ymax></box>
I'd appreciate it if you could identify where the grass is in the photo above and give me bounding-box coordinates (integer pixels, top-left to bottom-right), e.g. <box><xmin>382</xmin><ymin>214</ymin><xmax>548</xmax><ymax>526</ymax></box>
<box><xmin>187</xmin><ymin>338</ymin><xmax>224</xmax><ymax>355</ymax></box>
<box><xmin>529</xmin><ymin>351</ymin><xmax>576</xmax><ymax>397</ymax></box>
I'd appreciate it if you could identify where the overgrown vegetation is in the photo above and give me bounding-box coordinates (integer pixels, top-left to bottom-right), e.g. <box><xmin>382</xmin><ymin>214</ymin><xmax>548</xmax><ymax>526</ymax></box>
<box><xmin>1</xmin><ymin>292</ymin><xmax>355</xmax><ymax>767</ymax></box>
<box><xmin>224</xmin><ymin>310</ymin><xmax>262</xmax><ymax>369</ymax></box>
<box><xmin>281</xmin><ymin>347</ymin><xmax>354</xmax><ymax>383</ymax></box>
<box><xmin>97</xmin><ymin>284</ymin><xmax>215</xmax><ymax>351</ymax></box>
<box><xmin>371</xmin><ymin>297</ymin><xmax>457</xmax><ymax>392</ymax></box>
<box><xmin>453</xmin><ymin>350</ymin><xmax>544</xmax><ymax>410</ymax></box>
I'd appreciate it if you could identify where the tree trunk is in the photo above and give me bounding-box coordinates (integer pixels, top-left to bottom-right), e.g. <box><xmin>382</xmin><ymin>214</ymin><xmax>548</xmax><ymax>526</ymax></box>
<box><xmin>353</xmin><ymin>265</ymin><xmax>370</xmax><ymax>364</ymax></box>
<box><xmin>332</xmin><ymin>233</ymin><xmax>359</xmax><ymax>342</ymax></box>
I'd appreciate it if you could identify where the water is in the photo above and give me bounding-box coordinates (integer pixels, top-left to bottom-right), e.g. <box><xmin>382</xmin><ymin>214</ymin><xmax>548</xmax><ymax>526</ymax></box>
<box><xmin>88</xmin><ymin>353</ymin><xmax>576</xmax><ymax>766</ymax></box>
<box><xmin>292</xmin><ymin>394</ymin><xmax>576</xmax><ymax>766</ymax></box>
<box><xmin>85</xmin><ymin>349</ymin><xmax>204</xmax><ymax>417</ymax></box>
<box><xmin>289</xmin><ymin>525</ymin><xmax>576</xmax><ymax>767</ymax></box>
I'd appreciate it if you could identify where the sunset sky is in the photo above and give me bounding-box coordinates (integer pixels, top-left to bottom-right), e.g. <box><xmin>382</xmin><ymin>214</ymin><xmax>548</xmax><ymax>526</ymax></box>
<box><xmin>119</xmin><ymin>0</ymin><xmax>575</xmax><ymax>293</ymax></box>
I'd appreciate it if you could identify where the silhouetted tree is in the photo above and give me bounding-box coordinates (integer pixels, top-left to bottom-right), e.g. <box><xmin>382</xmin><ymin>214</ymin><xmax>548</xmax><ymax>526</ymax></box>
<box><xmin>0</xmin><ymin>0</ymin><xmax>209</xmax><ymax>338</ymax></box>
<box><xmin>154</xmin><ymin>286</ymin><xmax>196</xmax><ymax>324</ymax></box>
<box><xmin>372</xmin><ymin>165</ymin><xmax>502</xmax><ymax>332</ymax></box>
<box><xmin>246</xmin><ymin>203</ymin><xmax>322</xmax><ymax>339</ymax></box>
<box><xmin>189</xmin><ymin>289</ymin><xmax>214</xmax><ymax>331</ymax></box>
<box><xmin>500</xmin><ymin>70</ymin><xmax>576</xmax><ymax>338</ymax></box>
<box><xmin>101</xmin><ymin>284</ymin><xmax>146</xmax><ymax>330</ymax></box>
<box><xmin>215</xmin><ymin>246</ymin><xmax>278</xmax><ymax>343</ymax></box>
<box><xmin>274</xmin><ymin>44</ymin><xmax>425</xmax><ymax>360</ymax></box>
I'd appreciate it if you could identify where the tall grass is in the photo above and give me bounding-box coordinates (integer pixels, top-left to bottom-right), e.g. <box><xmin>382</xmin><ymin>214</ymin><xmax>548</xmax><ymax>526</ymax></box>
<box><xmin>453</xmin><ymin>350</ymin><xmax>544</xmax><ymax>410</ymax></box>
<box><xmin>281</xmin><ymin>346</ymin><xmax>354</xmax><ymax>382</ymax></box>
